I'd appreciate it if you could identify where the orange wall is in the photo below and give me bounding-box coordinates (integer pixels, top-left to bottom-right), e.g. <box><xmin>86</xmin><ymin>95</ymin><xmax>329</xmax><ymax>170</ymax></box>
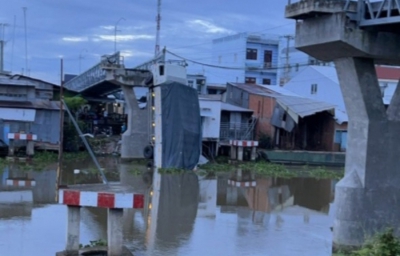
<box><xmin>248</xmin><ymin>94</ymin><xmax>276</xmax><ymax>138</ymax></box>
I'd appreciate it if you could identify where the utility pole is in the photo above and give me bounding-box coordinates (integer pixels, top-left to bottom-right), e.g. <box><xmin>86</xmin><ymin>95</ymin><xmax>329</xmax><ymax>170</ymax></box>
<box><xmin>0</xmin><ymin>23</ymin><xmax>9</xmax><ymax>73</ymax></box>
<box><xmin>11</xmin><ymin>16</ymin><xmax>16</xmax><ymax>73</ymax></box>
<box><xmin>155</xmin><ymin>0</ymin><xmax>161</xmax><ymax>56</ymax></box>
<box><xmin>0</xmin><ymin>41</ymin><xmax>4</xmax><ymax>73</ymax></box>
<box><xmin>114</xmin><ymin>17</ymin><xmax>125</xmax><ymax>53</ymax></box>
<box><xmin>23</xmin><ymin>7</ymin><xmax>29</xmax><ymax>76</ymax></box>
<box><xmin>281</xmin><ymin>35</ymin><xmax>294</xmax><ymax>86</ymax></box>
<box><xmin>56</xmin><ymin>57</ymin><xmax>64</xmax><ymax>203</ymax></box>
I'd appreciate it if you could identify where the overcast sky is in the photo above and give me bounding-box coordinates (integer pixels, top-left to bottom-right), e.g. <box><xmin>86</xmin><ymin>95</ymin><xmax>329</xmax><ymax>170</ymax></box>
<box><xmin>0</xmin><ymin>0</ymin><xmax>295</xmax><ymax>84</ymax></box>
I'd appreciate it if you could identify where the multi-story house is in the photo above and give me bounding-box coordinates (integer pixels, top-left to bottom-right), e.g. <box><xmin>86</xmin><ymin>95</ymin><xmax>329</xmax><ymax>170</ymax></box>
<box><xmin>211</xmin><ymin>33</ymin><xmax>280</xmax><ymax>85</ymax></box>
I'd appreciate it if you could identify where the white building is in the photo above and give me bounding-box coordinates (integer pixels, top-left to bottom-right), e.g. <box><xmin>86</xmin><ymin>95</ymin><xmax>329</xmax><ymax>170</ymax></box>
<box><xmin>279</xmin><ymin>46</ymin><xmax>334</xmax><ymax>85</ymax></box>
<box><xmin>210</xmin><ymin>33</ymin><xmax>281</xmax><ymax>85</ymax></box>
<box><xmin>199</xmin><ymin>95</ymin><xmax>254</xmax><ymax>157</ymax></box>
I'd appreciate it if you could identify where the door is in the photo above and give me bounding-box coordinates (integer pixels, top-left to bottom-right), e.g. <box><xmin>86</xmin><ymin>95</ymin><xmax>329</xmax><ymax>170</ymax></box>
<box><xmin>264</xmin><ymin>50</ymin><xmax>272</xmax><ymax>67</ymax></box>
<box><xmin>340</xmin><ymin>132</ymin><xmax>347</xmax><ymax>151</ymax></box>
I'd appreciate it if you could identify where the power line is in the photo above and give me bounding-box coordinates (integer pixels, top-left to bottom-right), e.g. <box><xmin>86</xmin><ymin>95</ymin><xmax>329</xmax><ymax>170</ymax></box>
<box><xmin>166</xmin><ymin>49</ymin><xmax>312</xmax><ymax>71</ymax></box>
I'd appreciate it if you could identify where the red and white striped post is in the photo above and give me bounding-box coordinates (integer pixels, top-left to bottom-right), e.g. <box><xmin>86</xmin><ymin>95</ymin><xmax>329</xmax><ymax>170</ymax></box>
<box><xmin>7</xmin><ymin>133</ymin><xmax>37</xmax><ymax>156</ymax></box>
<box><xmin>58</xmin><ymin>186</ymin><xmax>144</xmax><ymax>256</ymax></box>
<box><xmin>229</xmin><ymin>140</ymin><xmax>259</xmax><ymax>161</ymax></box>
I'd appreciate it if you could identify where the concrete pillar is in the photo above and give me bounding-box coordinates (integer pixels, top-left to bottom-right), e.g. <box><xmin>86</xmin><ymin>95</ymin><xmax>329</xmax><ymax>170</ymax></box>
<box><xmin>237</xmin><ymin>146</ymin><xmax>244</xmax><ymax>161</ymax></box>
<box><xmin>8</xmin><ymin>140</ymin><xmax>14</xmax><ymax>156</ymax></box>
<box><xmin>332</xmin><ymin>57</ymin><xmax>400</xmax><ymax>251</ymax></box>
<box><xmin>120</xmin><ymin>85</ymin><xmax>149</xmax><ymax>161</ymax></box>
<box><xmin>230</xmin><ymin>145</ymin><xmax>237</xmax><ymax>160</ymax></box>
<box><xmin>66</xmin><ymin>206</ymin><xmax>80</xmax><ymax>253</ymax></box>
<box><xmin>26</xmin><ymin>141</ymin><xmax>34</xmax><ymax>156</ymax></box>
<box><xmin>107</xmin><ymin>208</ymin><xmax>123</xmax><ymax>256</ymax></box>
<box><xmin>251</xmin><ymin>147</ymin><xmax>257</xmax><ymax>161</ymax></box>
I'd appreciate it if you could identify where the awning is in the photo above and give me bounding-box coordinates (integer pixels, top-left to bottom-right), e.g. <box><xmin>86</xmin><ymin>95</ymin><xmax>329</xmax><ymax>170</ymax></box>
<box><xmin>275</xmin><ymin>96</ymin><xmax>335</xmax><ymax>123</ymax></box>
<box><xmin>0</xmin><ymin>108</ymin><xmax>36</xmax><ymax>122</ymax></box>
<box><xmin>221</xmin><ymin>102</ymin><xmax>253</xmax><ymax>113</ymax></box>
<box><xmin>200</xmin><ymin>108</ymin><xmax>213</xmax><ymax>117</ymax></box>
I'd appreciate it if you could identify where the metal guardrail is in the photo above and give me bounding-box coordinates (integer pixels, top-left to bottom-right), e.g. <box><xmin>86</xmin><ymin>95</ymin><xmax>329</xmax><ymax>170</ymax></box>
<box><xmin>220</xmin><ymin>122</ymin><xmax>255</xmax><ymax>141</ymax></box>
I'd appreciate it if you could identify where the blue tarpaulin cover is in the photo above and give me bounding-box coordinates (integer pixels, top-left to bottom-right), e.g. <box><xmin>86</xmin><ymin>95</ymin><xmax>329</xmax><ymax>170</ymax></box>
<box><xmin>161</xmin><ymin>82</ymin><xmax>202</xmax><ymax>170</ymax></box>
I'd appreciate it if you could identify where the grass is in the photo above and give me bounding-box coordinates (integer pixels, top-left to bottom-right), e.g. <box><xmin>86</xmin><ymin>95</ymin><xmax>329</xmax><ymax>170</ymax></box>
<box><xmin>333</xmin><ymin>228</ymin><xmax>400</xmax><ymax>256</ymax></box>
<box><xmin>0</xmin><ymin>151</ymin><xmax>91</xmax><ymax>174</ymax></box>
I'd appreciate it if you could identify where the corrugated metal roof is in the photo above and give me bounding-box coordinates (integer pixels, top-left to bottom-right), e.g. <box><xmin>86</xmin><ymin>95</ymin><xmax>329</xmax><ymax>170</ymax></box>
<box><xmin>0</xmin><ymin>77</ymin><xmax>36</xmax><ymax>87</ymax></box>
<box><xmin>260</xmin><ymin>85</ymin><xmax>300</xmax><ymax>96</ymax></box>
<box><xmin>229</xmin><ymin>83</ymin><xmax>282</xmax><ymax>97</ymax></box>
<box><xmin>31</xmin><ymin>100</ymin><xmax>61</xmax><ymax>110</ymax></box>
<box><xmin>334</xmin><ymin>107</ymin><xmax>348</xmax><ymax>124</ymax></box>
<box><xmin>276</xmin><ymin>96</ymin><xmax>335</xmax><ymax>119</ymax></box>
<box><xmin>221</xmin><ymin>102</ymin><xmax>253</xmax><ymax>113</ymax></box>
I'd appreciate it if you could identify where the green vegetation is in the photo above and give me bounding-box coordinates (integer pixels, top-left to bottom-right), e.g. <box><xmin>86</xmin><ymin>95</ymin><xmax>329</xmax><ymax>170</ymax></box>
<box><xmin>0</xmin><ymin>151</ymin><xmax>92</xmax><ymax>174</ymax></box>
<box><xmin>64</xmin><ymin>95</ymin><xmax>87</xmax><ymax>112</ymax></box>
<box><xmin>200</xmin><ymin>162</ymin><xmax>344</xmax><ymax>179</ymax></box>
<box><xmin>80</xmin><ymin>239</ymin><xmax>107</xmax><ymax>249</ymax></box>
<box><xmin>334</xmin><ymin>228</ymin><xmax>400</xmax><ymax>256</ymax></box>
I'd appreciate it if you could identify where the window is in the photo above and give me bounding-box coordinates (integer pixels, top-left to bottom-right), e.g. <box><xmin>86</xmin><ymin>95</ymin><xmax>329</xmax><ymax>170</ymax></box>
<box><xmin>262</xmin><ymin>79</ymin><xmax>271</xmax><ymax>85</ymax></box>
<box><xmin>311</xmin><ymin>83</ymin><xmax>318</xmax><ymax>94</ymax></box>
<box><xmin>264</xmin><ymin>50</ymin><xmax>272</xmax><ymax>67</ymax></box>
<box><xmin>245</xmin><ymin>77</ymin><xmax>256</xmax><ymax>84</ymax></box>
<box><xmin>188</xmin><ymin>80</ymin><xmax>194</xmax><ymax>88</ymax></box>
<box><xmin>246</xmin><ymin>48</ymin><xmax>257</xmax><ymax>60</ymax></box>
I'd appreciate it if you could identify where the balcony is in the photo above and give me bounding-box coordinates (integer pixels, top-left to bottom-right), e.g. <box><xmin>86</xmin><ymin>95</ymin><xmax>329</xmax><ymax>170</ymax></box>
<box><xmin>245</xmin><ymin>62</ymin><xmax>276</xmax><ymax>73</ymax></box>
<box><xmin>220</xmin><ymin>122</ymin><xmax>255</xmax><ymax>141</ymax></box>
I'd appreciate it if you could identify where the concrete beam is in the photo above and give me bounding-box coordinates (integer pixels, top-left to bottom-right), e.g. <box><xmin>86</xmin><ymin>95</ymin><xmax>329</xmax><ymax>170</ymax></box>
<box><xmin>294</xmin><ymin>13</ymin><xmax>400</xmax><ymax>65</ymax></box>
<box><xmin>120</xmin><ymin>85</ymin><xmax>149</xmax><ymax>161</ymax></box>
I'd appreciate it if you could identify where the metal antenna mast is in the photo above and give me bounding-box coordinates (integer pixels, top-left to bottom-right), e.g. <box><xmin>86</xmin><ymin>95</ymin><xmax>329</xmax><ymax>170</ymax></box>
<box><xmin>155</xmin><ymin>0</ymin><xmax>161</xmax><ymax>56</ymax></box>
<box><xmin>23</xmin><ymin>7</ymin><xmax>29</xmax><ymax>76</ymax></box>
<box><xmin>11</xmin><ymin>15</ymin><xmax>16</xmax><ymax>73</ymax></box>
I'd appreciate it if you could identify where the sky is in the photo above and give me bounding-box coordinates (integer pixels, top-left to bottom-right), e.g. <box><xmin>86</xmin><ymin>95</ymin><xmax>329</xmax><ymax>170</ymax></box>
<box><xmin>0</xmin><ymin>0</ymin><xmax>295</xmax><ymax>84</ymax></box>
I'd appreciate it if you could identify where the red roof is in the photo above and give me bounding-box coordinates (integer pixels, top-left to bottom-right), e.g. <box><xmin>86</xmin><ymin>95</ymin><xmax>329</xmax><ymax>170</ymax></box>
<box><xmin>376</xmin><ymin>66</ymin><xmax>400</xmax><ymax>80</ymax></box>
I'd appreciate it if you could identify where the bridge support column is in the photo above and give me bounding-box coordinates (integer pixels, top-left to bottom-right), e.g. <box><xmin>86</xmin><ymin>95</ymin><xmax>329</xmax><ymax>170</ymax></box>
<box><xmin>333</xmin><ymin>57</ymin><xmax>400</xmax><ymax>251</ymax></box>
<box><xmin>120</xmin><ymin>85</ymin><xmax>149</xmax><ymax>161</ymax></box>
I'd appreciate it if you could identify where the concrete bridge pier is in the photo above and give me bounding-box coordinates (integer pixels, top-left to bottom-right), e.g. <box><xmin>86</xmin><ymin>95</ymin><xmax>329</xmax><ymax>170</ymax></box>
<box><xmin>333</xmin><ymin>57</ymin><xmax>400</xmax><ymax>250</ymax></box>
<box><xmin>120</xmin><ymin>85</ymin><xmax>149</xmax><ymax>161</ymax></box>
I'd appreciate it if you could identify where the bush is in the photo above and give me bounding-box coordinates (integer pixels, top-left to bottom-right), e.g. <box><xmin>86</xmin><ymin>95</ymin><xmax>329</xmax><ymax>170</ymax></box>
<box><xmin>354</xmin><ymin>228</ymin><xmax>400</xmax><ymax>256</ymax></box>
<box><xmin>258</xmin><ymin>133</ymin><xmax>272</xmax><ymax>149</ymax></box>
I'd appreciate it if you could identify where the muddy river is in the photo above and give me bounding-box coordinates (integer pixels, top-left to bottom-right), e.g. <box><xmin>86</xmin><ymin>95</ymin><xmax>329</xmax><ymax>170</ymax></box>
<box><xmin>0</xmin><ymin>157</ymin><xmax>337</xmax><ymax>256</ymax></box>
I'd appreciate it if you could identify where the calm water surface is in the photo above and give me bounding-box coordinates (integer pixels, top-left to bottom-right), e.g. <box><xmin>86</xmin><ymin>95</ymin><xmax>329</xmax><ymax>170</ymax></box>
<box><xmin>0</xmin><ymin>157</ymin><xmax>337</xmax><ymax>256</ymax></box>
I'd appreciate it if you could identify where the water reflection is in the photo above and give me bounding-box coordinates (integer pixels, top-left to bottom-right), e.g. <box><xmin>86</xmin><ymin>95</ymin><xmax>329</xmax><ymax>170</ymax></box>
<box><xmin>0</xmin><ymin>158</ymin><xmax>337</xmax><ymax>256</ymax></box>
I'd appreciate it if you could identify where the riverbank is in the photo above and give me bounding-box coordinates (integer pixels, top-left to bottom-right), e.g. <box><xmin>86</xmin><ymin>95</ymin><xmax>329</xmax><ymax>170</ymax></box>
<box><xmin>261</xmin><ymin>150</ymin><xmax>345</xmax><ymax>167</ymax></box>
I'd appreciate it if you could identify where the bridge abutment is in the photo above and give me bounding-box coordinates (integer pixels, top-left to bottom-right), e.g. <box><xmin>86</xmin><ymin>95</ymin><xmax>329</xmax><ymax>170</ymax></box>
<box><xmin>120</xmin><ymin>85</ymin><xmax>149</xmax><ymax>161</ymax></box>
<box><xmin>285</xmin><ymin>1</ymin><xmax>400</xmax><ymax>250</ymax></box>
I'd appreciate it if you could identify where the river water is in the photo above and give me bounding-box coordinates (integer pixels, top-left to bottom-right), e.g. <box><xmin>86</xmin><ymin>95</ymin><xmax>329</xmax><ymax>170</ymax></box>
<box><xmin>0</xmin><ymin>157</ymin><xmax>337</xmax><ymax>256</ymax></box>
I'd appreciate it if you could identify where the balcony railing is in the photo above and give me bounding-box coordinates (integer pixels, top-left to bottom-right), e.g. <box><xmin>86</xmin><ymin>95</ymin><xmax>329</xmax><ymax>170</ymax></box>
<box><xmin>220</xmin><ymin>122</ymin><xmax>255</xmax><ymax>141</ymax></box>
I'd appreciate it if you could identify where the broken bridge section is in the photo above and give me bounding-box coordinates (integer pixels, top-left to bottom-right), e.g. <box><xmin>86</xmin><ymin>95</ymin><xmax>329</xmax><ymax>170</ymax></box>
<box><xmin>286</xmin><ymin>0</ymin><xmax>400</xmax><ymax>251</ymax></box>
<box><xmin>64</xmin><ymin>52</ymin><xmax>163</xmax><ymax>160</ymax></box>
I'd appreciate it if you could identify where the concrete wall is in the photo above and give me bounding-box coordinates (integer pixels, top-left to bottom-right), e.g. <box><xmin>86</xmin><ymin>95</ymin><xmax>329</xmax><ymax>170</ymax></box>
<box><xmin>225</xmin><ymin>84</ymin><xmax>250</xmax><ymax>108</ymax></box>
<box><xmin>199</xmin><ymin>100</ymin><xmax>221</xmax><ymax>139</ymax></box>
<box><xmin>245</xmin><ymin>41</ymin><xmax>279</xmax><ymax>85</ymax></box>
<box><xmin>31</xmin><ymin>109</ymin><xmax>61</xmax><ymax>144</ymax></box>
<box><xmin>0</xmin><ymin>85</ymin><xmax>35</xmax><ymax>101</ymax></box>
<box><xmin>211</xmin><ymin>33</ymin><xmax>246</xmax><ymax>83</ymax></box>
